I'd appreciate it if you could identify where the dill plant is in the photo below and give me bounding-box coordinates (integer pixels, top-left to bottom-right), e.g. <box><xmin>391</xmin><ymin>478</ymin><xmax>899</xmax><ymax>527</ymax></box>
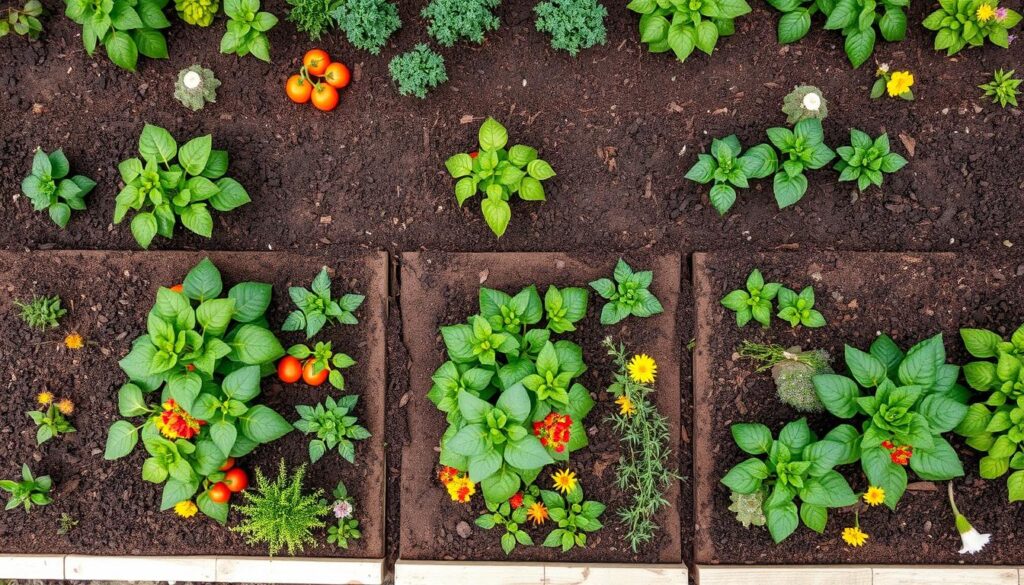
<box><xmin>602</xmin><ymin>338</ymin><xmax>681</xmax><ymax>551</ymax></box>
<box><xmin>231</xmin><ymin>461</ymin><xmax>331</xmax><ymax>556</ymax></box>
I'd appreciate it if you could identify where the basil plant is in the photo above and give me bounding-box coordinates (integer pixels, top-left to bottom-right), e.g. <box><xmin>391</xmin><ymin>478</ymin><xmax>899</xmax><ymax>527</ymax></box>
<box><xmin>812</xmin><ymin>333</ymin><xmax>969</xmax><ymax>508</ymax></box>
<box><xmin>104</xmin><ymin>258</ymin><xmax>293</xmax><ymax>522</ymax></box>
<box><xmin>430</xmin><ymin>285</ymin><xmax>596</xmax><ymax>505</ymax></box>
<box><xmin>627</xmin><ymin>0</ymin><xmax>752</xmax><ymax>62</ymax></box>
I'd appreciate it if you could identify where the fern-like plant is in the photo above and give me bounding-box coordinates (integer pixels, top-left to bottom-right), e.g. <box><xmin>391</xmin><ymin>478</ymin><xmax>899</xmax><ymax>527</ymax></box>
<box><xmin>389</xmin><ymin>44</ymin><xmax>447</xmax><ymax>98</ymax></box>
<box><xmin>534</xmin><ymin>0</ymin><xmax>607</xmax><ymax>56</ymax></box>
<box><xmin>330</xmin><ymin>0</ymin><xmax>401</xmax><ymax>54</ymax></box>
<box><xmin>231</xmin><ymin>461</ymin><xmax>331</xmax><ymax>556</ymax></box>
<box><xmin>421</xmin><ymin>0</ymin><xmax>499</xmax><ymax>46</ymax></box>
<box><xmin>286</xmin><ymin>0</ymin><xmax>341</xmax><ymax>41</ymax></box>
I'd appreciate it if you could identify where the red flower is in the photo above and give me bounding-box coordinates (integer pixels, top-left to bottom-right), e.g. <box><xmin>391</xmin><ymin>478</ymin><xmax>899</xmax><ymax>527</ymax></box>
<box><xmin>881</xmin><ymin>440</ymin><xmax>912</xmax><ymax>465</ymax></box>
<box><xmin>509</xmin><ymin>492</ymin><xmax>524</xmax><ymax>509</ymax></box>
<box><xmin>438</xmin><ymin>466</ymin><xmax>460</xmax><ymax>486</ymax></box>
<box><xmin>155</xmin><ymin>399</ymin><xmax>205</xmax><ymax>440</ymax></box>
<box><xmin>534</xmin><ymin>413</ymin><xmax>572</xmax><ymax>453</ymax></box>
<box><xmin>881</xmin><ymin>440</ymin><xmax>894</xmax><ymax>450</ymax></box>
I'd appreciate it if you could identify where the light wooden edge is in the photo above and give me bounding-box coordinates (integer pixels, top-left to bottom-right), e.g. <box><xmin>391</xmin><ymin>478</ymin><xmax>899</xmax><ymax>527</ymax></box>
<box><xmin>696</xmin><ymin>565</ymin><xmax>1023</xmax><ymax>585</ymax></box>
<box><xmin>0</xmin><ymin>555</ymin><xmax>384</xmax><ymax>584</ymax></box>
<box><xmin>394</xmin><ymin>559</ymin><xmax>687</xmax><ymax>585</ymax></box>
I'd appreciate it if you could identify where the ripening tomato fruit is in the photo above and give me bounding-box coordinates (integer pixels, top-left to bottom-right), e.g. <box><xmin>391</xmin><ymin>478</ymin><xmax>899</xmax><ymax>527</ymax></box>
<box><xmin>303</xmin><ymin>49</ymin><xmax>330</xmax><ymax>76</ymax></box>
<box><xmin>208</xmin><ymin>482</ymin><xmax>231</xmax><ymax>504</ymax></box>
<box><xmin>277</xmin><ymin>355</ymin><xmax>303</xmax><ymax>383</ymax></box>
<box><xmin>311</xmin><ymin>83</ymin><xmax>339</xmax><ymax>112</ymax></box>
<box><xmin>324</xmin><ymin>62</ymin><xmax>350</xmax><ymax>89</ymax></box>
<box><xmin>218</xmin><ymin>457</ymin><xmax>235</xmax><ymax>471</ymax></box>
<box><xmin>286</xmin><ymin>75</ymin><xmax>312</xmax><ymax>104</ymax></box>
<box><xmin>170</xmin><ymin>284</ymin><xmax>184</xmax><ymax>293</ymax></box>
<box><xmin>302</xmin><ymin>359</ymin><xmax>329</xmax><ymax>386</ymax></box>
<box><xmin>224</xmin><ymin>468</ymin><xmax>249</xmax><ymax>493</ymax></box>
<box><xmin>469</xmin><ymin>151</ymin><xmax>478</xmax><ymax>158</ymax></box>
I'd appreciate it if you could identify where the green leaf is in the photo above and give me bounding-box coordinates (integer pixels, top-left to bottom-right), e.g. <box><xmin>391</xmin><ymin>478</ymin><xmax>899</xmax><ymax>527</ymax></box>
<box><xmin>478</xmin><ymin>118</ymin><xmax>508</xmax><ymax>151</ymax></box>
<box><xmin>118</xmin><ymin>383</ymin><xmax>149</xmax><ymax>417</ymax></box>
<box><xmin>503</xmin><ymin>436</ymin><xmax>555</xmax><ymax>470</ymax></box>
<box><xmin>813</xmin><ymin>374</ymin><xmax>861</xmax><ymax>418</ymax></box>
<box><xmin>139</xmin><ymin>124</ymin><xmax>177</xmax><ymax>164</ymax></box>
<box><xmin>766</xmin><ymin>501</ymin><xmax>799</xmax><ymax>543</ymax></box>
<box><xmin>228</xmin><ymin>282</ymin><xmax>272</xmax><ymax>323</ymax></box>
<box><xmin>778</xmin><ymin>10</ymin><xmax>811</xmax><ymax>43</ymax></box>
<box><xmin>445</xmin><ymin>153</ymin><xmax>474</xmax><ymax>178</ymax></box>
<box><xmin>230</xmin><ymin>324</ymin><xmax>285</xmax><ymax>364</ymax></box>
<box><xmin>210</xmin><ymin>421</ymin><xmax>237</xmax><ymax>458</ymax></box>
<box><xmin>197</xmin><ymin>491</ymin><xmax>228</xmax><ymax>524</ymax></box>
<box><xmin>240</xmin><ymin>405</ymin><xmax>293</xmax><ymax>444</ymax></box>
<box><xmin>843</xmin><ymin>27</ymin><xmax>875</xmax><ymax>68</ymax></box>
<box><xmin>178</xmin><ymin>135</ymin><xmax>213</xmax><ymax>176</ymax></box>
<box><xmin>772</xmin><ymin>171</ymin><xmax>807</xmax><ymax>208</ymax></box>
<box><xmin>526</xmin><ymin>159</ymin><xmax>556</xmax><ymax>180</ymax></box>
<box><xmin>211</xmin><ymin>178</ymin><xmax>251</xmax><ymax>212</ymax></box>
<box><xmin>130</xmin><ymin>212</ymin><xmax>158</xmax><ymax>249</ymax></box>
<box><xmin>845</xmin><ymin>345</ymin><xmax>887</xmax><ymax>387</ymax></box>
<box><xmin>909</xmin><ymin>437</ymin><xmax>963</xmax><ymax>481</ymax></box>
<box><xmin>104</xmin><ymin>420</ymin><xmax>139</xmax><ymax>459</ymax></box>
<box><xmin>181</xmin><ymin>204</ymin><xmax>214</xmax><ymax>238</ymax></box>
<box><xmin>731</xmin><ymin>423</ymin><xmax>773</xmax><ymax>455</ymax></box>
<box><xmin>961</xmin><ymin>328</ymin><xmax>1003</xmax><ymax>358</ymax></box>
<box><xmin>799</xmin><ymin>502</ymin><xmax>827</xmax><ymax>533</ymax></box>
<box><xmin>481</xmin><ymin>198</ymin><xmax>511</xmax><ymax>237</ymax></box>
<box><xmin>134</xmin><ymin>28</ymin><xmax>168</xmax><ymax>59</ymax></box>
<box><xmin>709</xmin><ymin>184</ymin><xmax>737</xmax><ymax>215</ymax></box>
<box><xmin>105</xmin><ymin>30</ymin><xmax>139</xmax><ymax>70</ymax></box>
<box><xmin>184</xmin><ymin>258</ymin><xmax>223</xmax><ymax>301</ymax></box>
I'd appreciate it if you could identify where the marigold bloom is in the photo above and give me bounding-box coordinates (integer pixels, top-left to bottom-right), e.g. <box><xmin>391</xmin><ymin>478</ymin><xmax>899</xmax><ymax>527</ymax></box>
<box><xmin>438</xmin><ymin>466</ymin><xmax>460</xmax><ymax>486</ymax></box>
<box><xmin>886</xmin><ymin>71</ymin><xmax>914</xmax><ymax>97</ymax></box>
<box><xmin>37</xmin><ymin>391</ymin><xmax>54</xmax><ymax>405</ymax></box>
<box><xmin>154</xmin><ymin>399</ymin><xmax>205</xmax><ymax>440</ymax></box>
<box><xmin>57</xmin><ymin>398</ymin><xmax>75</xmax><ymax>416</ymax></box>
<box><xmin>551</xmin><ymin>468</ymin><xmax>578</xmax><ymax>494</ymax></box>
<box><xmin>174</xmin><ymin>500</ymin><xmax>198</xmax><ymax>518</ymax></box>
<box><xmin>527</xmin><ymin>501</ymin><xmax>549</xmax><ymax>525</ymax></box>
<box><xmin>533</xmin><ymin>413</ymin><xmax>572</xmax><ymax>453</ymax></box>
<box><xmin>842</xmin><ymin>526</ymin><xmax>869</xmax><ymax>547</ymax></box>
<box><xmin>615</xmin><ymin>395</ymin><xmax>636</xmax><ymax>416</ymax></box>
<box><xmin>863</xmin><ymin>486</ymin><xmax>885</xmax><ymax>506</ymax></box>
<box><xmin>64</xmin><ymin>332</ymin><xmax>84</xmax><ymax>350</ymax></box>
<box><xmin>976</xmin><ymin>3</ymin><xmax>996</xmax><ymax>21</ymax></box>
<box><xmin>627</xmin><ymin>354</ymin><xmax>657</xmax><ymax>384</ymax></box>
<box><xmin>446</xmin><ymin>475</ymin><xmax>475</xmax><ymax>503</ymax></box>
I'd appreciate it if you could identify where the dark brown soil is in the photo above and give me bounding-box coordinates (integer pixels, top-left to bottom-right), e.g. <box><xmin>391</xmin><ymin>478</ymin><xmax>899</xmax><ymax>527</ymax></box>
<box><xmin>0</xmin><ymin>251</ymin><xmax>387</xmax><ymax>559</ymax></box>
<box><xmin>397</xmin><ymin>251</ymin><xmax>684</xmax><ymax>563</ymax></box>
<box><xmin>693</xmin><ymin>251</ymin><xmax>1024</xmax><ymax>565</ymax></box>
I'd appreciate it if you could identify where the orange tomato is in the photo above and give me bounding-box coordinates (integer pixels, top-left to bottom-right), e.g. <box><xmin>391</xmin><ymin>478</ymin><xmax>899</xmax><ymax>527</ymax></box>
<box><xmin>277</xmin><ymin>355</ymin><xmax>303</xmax><ymax>383</ymax></box>
<box><xmin>324</xmin><ymin>62</ymin><xmax>350</xmax><ymax>89</ymax></box>
<box><xmin>302</xmin><ymin>359</ymin><xmax>329</xmax><ymax>386</ymax></box>
<box><xmin>170</xmin><ymin>284</ymin><xmax>184</xmax><ymax>293</ymax></box>
<box><xmin>218</xmin><ymin>457</ymin><xmax>235</xmax><ymax>471</ymax></box>
<box><xmin>224</xmin><ymin>468</ymin><xmax>248</xmax><ymax>493</ymax></box>
<box><xmin>303</xmin><ymin>49</ymin><xmax>330</xmax><ymax>76</ymax></box>
<box><xmin>208</xmin><ymin>482</ymin><xmax>231</xmax><ymax>504</ymax></box>
<box><xmin>286</xmin><ymin>74</ymin><xmax>312</xmax><ymax>104</ymax></box>
<box><xmin>311</xmin><ymin>83</ymin><xmax>339</xmax><ymax>112</ymax></box>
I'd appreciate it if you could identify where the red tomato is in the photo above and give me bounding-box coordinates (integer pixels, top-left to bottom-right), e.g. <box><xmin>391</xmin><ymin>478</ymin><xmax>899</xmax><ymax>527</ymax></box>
<box><xmin>277</xmin><ymin>355</ymin><xmax>303</xmax><ymax>383</ymax></box>
<box><xmin>170</xmin><ymin>284</ymin><xmax>184</xmax><ymax>293</ymax></box>
<box><xmin>469</xmin><ymin>151</ymin><xmax>478</xmax><ymax>159</ymax></box>
<box><xmin>303</xmin><ymin>49</ymin><xmax>330</xmax><ymax>76</ymax></box>
<box><xmin>324</xmin><ymin>62</ymin><xmax>350</xmax><ymax>89</ymax></box>
<box><xmin>224</xmin><ymin>468</ymin><xmax>248</xmax><ymax>493</ymax></box>
<box><xmin>286</xmin><ymin>74</ymin><xmax>312</xmax><ymax>104</ymax></box>
<box><xmin>208</xmin><ymin>482</ymin><xmax>231</xmax><ymax>504</ymax></box>
<box><xmin>218</xmin><ymin>457</ymin><xmax>235</xmax><ymax>471</ymax></box>
<box><xmin>311</xmin><ymin>83</ymin><xmax>339</xmax><ymax>112</ymax></box>
<box><xmin>302</xmin><ymin>359</ymin><xmax>329</xmax><ymax>386</ymax></box>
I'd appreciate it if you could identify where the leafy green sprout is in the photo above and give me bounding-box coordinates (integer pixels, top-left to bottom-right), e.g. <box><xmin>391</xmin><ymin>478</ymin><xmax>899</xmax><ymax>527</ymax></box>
<box><xmin>684</xmin><ymin>135</ymin><xmax>777</xmax><ymax>215</ymax></box>
<box><xmin>220</xmin><ymin>0</ymin><xmax>278</xmax><ymax>62</ymax></box>
<box><xmin>720</xmin><ymin>269</ymin><xmax>782</xmax><ymax>328</ymax></box>
<box><xmin>287</xmin><ymin>341</ymin><xmax>356</xmax><ymax>390</ymax></box>
<box><xmin>20</xmin><ymin>148</ymin><xmax>96</xmax><ymax>228</ymax></box>
<box><xmin>589</xmin><ymin>258</ymin><xmax>664</xmax><ymax>325</ymax></box>
<box><xmin>15</xmin><ymin>294</ymin><xmax>66</xmax><ymax>330</ymax></box>
<box><xmin>293</xmin><ymin>394</ymin><xmax>371</xmax><ymax>464</ymax></box>
<box><xmin>27</xmin><ymin>402</ymin><xmax>76</xmax><ymax>445</ymax></box>
<box><xmin>475</xmin><ymin>498</ymin><xmax>533</xmax><ymax>555</ymax></box>
<box><xmin>539</xmin><ymin>484</ymin><xmax>605</xmax><ymax>551</ymax></box>
<box><xmin>776</xmin><ymin>286</ymin><xmax>826</xmax><ymax>328</ymax></box>
<box><xmin>0</xmin><ymin>0</ymin><xmax>44</xmax><ymax>38</ymax></box>
<box><xmin>765</xmin><ymin>118</ymin><xmax>835</xmax><ymax>209</ymax></box>
<box><xmin>326</xmin><ymin>481</ymin><xmax>361</xmax><ymax>548</ymax></box>
<box><xmin>1</xmin><ymin>464</ymin><xmax>53</xmax><ymax>512</ymax></box>
<box><xmin>834</xmin><ymin>130</ymin><xmax>908</xmax><ymax>191</ymax></box>
<box><xmin>627</xmin><ymin>0</ymin><xmax>751</xmax><ymax>62</ymax></box>
<box><xmin>283</xmin><ymin>266</ymin><xmax>365</xmax><ymax>340</ymax></box>
<box><xmin>979</xmin><ymin>69</ymin><xmax>1020</xmax><ymax>108</ymax></box>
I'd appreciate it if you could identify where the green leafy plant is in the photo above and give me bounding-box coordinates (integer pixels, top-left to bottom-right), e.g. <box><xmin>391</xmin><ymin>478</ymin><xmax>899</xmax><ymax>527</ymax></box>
<box><xmin>603</xmin><ymin>339</ymin><xmax>680</xmax><ymax>551</ymax></box>
<box><xmin>812</xmin><ymin>333</ymin><xmax>969</xmax><ymax>508</ymax></box>
<box><xmin>286</xmin><ymin>0</ymin><xmax>338</xmax><ymax>40</ymax></box>
<box><xmin>174</xmin><ymin>65</ymin><xmax>221</xmax><ymax>111</ymax></box>
<box><xmin>15</xmin><ymin>295</ymin><xmax>66</xmax><ymax>330</ymax></box>
<box><xmin>1</xmin><ymin>0</ymin><xmax>44</xmax><ymax>38</ymax></box>
<box><xmin>104</xmin><ymin>258</ymin><xmax>292</xmax><ymax>523</ymax></box>
<box><xmin>326</xmin><ymin>482</ymin><xmax>361</xmax><ymax>548</ymax></box>
<box><xmin>739</xmin><ymin>342</ymin><xmax>832</xmax><ymax>412</ymax></box>
<box><xmin>294</xmin><ymin>395</ymin><xmax>371</xmax><ymax>464</ymax></box>
<box><xmin>27</xmin><ymin>401</ymin><xmax>75</xmax><ymax>445</ymax></box>
<box><xmin>721</xmin><ymin>418</ymin><xmax>857</xmax><ymax>542</ymax></box>
<box><xmin>823</xmin><ymin>0</ymin><xmax>908</xmax><ymax>68</ymax></box>
<box><xmin>175</xmin><ymin>0</ymin><xmax>217</xmax><ymax>25</ymax></box>
<box><xmin>781</xmin><ymin>85</ymin><xmax>828</xmax><ymax>124</ymax></box>
<box><xmin>21</xmin><ymin>148</ymin><xmax>96</xmax><ymax>228</ymax></box>
<box><xmin>445</xmin><ymin>117</ymin><xmax>555</xmax><ymax>238</ymax></box>
<box><xmin>388</xmin><ymin>43</ymin><xmax>447</xmax><ymax>98</ymax></box>
<box><xmin>114</xmin><ymin>124</ymin><xmax>251</xmax><ymax>249</ymax></box>
<box><xmin>231</xmin><ymin>460</ymin><xmax>331</xmax><ymax>556</ymax></box>
<box><xmin>979</xmin><ymin>68</ymin><xmax>1020</xmax><ymax>108</ymax></box>
<box><xmin>422</xmin><ymin>0</ymin><xmax>499</xmax><ymax>46</ymax></box>
<box><xmin>627</xmin><ymin>0</ymin><xmax>750</xmax><ymax>61</ymax></box>
<box><xmin>954</xmin><ymin>325</ymin><xmax>1024</xmax><ymax>500</ymax></box>
<box><xmin>283</xmin><ymin>267</ymin><xmax>365</xmax><ymax>339</ymax></box>
<box><xmin>57</xmin><ymin>512</ymin><xmax>78</xmax><ymax>534</ymax></box>
<box><xmin>765</xmin><ymin>118</ymin><xmax>834</xmax><ymax>208</ymax></box>
<box><xmin>923</xmin><ymin>0</ymin><xmax>1020</xmax><ymax>55</ymax></box>
<box><xmin>720</xmin><ymin>269</ymin><xmax>781</xmax><ymax>328</ymax></box>
<box><xmin>287</xmin><ymin>342</ymin><xmax>356</xmax><ymax>390</ymax></box>
<box><xmin>475</xmin><ymin>498</ymin><xmax>533</xmax><ymax>555</ymax></box>
<box><xmin>330</xmin><ymin>0</ymin><xmax>400</xmax><ymax>54</ymax></box>
<box><xmin>540</xmin><ymin>484</ymin><xmax>605</xmax><ymax>551</ymax></box>
<box><xmin>834</xmin><ymin>130</ymin><xmax>907</xmax><ymax>191</ymax></box>
<box><xmin>432</xmin><ymin>285</ymin><xmax>595</xmax><ymax>506</ymax></box>
<box><xmin>776</xmin><ymin>286</ymin><xmax>826</xmax><ymax>328</ymax></box>
<box><xmin>589</xmin><ymin>259</ymin><xmax>664</xmax><ymax>325</ymax></box>
<box><xmin>64</xmin><ymin>0</ymin><xmax>170</xmax><ymax>71</ymax></box>
<box><xmin>534</xmin><ymin>0</ymin><xmax>607</xmax><ymax>56</ymax></box>
<box><xmin>220</xmin><ymin>0</ymin><xmax>277</xmax><ymax>62</ymax></box>
<box><xmin>1</xmin><ymin>464</ymin><xmax>53</xmax><ymax>512</ymax></box>
<box><xmin>684</xmin><ymin>135</ymin><xmax>777</xmax><ymax>215</ymax></box>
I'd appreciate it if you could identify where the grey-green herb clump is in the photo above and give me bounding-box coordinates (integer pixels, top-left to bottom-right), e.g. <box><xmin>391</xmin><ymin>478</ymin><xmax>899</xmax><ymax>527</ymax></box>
<box><xmin>331</xmin><ymin>0</ymin><xmax>400</xmax><ymax>54</ymax></box>
<box><xmin>389</xmin><ymin>44</ymin><xmax>447</xmax><ymax>99</ymax></box>
<box><xmin>21</xmin><ymin>148</ymin><xmax>96</xmax><ymax>228</ymax></box>
<box><xmin>781</xmin><ymin>85</ymin><xmax>828</xmax><ymax>125</ymax></box>
<box><xmin>728</xmin><ymin>488</ymin><xmax>766</xmax><ymax>528</ymax></box>
<box><xmin>422</xmin><ymin>0</ymin><xmax>499</xmax><ymax>46</ymax></box>
<box><xmin>15</xmin><ymin>295</ymin><xmax>67</xmax><ymax>330</ymax></box>
<box><xmin>534</xmin><ymin>0</ymin><xmax>607</xmax><ymax>56</ymax></box>
<box><xmin>231</xmin><ymin>461</ymin><xmax>331</xmax><ymax>556</ymax></box>
<box><xmin>174</xmin><ymin>65</ymin><xmax>221</xmax><ymax>112</ymax></box>
<box><xmin>739</xmin><ymin>342</ymin><xmax>831</xmax><ymax>412</ymax></box>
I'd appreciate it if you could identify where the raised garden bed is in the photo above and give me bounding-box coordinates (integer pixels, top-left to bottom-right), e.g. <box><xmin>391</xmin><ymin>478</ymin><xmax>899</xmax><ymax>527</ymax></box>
<box><xmin>693</xmin><ymin>250</ymin><xmax>1024</xmax><ymax>567</ymax></box>
<box><xmin>395</xmin><ymin>251</ymin><xmax>685</xmax><ymax>580</ymax></box>
<box><xmin>0</xmin><ymin>250</ymin><xmax>387</xmax><ymax>583</ymax></box>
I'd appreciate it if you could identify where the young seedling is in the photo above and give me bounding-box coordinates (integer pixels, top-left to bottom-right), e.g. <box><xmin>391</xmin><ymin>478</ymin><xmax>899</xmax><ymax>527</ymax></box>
<box><xmin>539</xmin><ymin>484</ymin><xmax>605</xmax><ymax>551</ymax></box>
<box><xmin>15</xmin><ymin>295</ymin><xmax>66</xmax><ymax>330</ymax></box>
<box><xmin>684</xmin><ymin>135</ymin><xmax>777</xmax><ymax>215</ymax></box>
<box><xmin>27</xmin><ymin>393</ymin><xmax>76</xmax><ymax>445</ymax></box>
<box><xmin>765</xmin><ymin>118</ymin><xmax>835</xmax><ymax>208</ymax></box>
<box><xmin>979</xmin><ymin>69</ymin><xmax>1020</xmax><ymax>108</ymax></box>
<box><xmin>283</xmin><ymin>267</ymin><xmax>364</xmax><ymax>339</ymax></box>
<box><xmin>834</xmin><ymin>130</ymin><xmax>908</xmax><ymax>191</ymax></box>
<box><xmin>293</xmin><ymin>395</ymin><xmax>370</xmax><ymax>464</ymax></box>
<box><xmin>720</xmin><ymin>269</ymin><xmax>781</xmax><ymax>328</ymax></box>
<box><xmin>776</xmin><ymin>286</ymin><xmax>826</xmax><ymax>328</ymax></box>
<box><xmin>220</xmin><ymin>0</ymin><xmax>277</xmax><ymax>62</ymax></box>
<box><xmin>923</xmin><ymin>0</ymin><xmax>1021</xmax><ymax>56</ymax></box>
<box><xmin>1</xmin><ymin>464</ymin><xmax>53</xmax><ymax>512</ymax></box>
<box><xmin>65</xmin><ymin>0</ymin><xmax>169</xmax><ymax>70</ymax></box>
<box><xmin>21</xmin><ymin>148</ymin><xmax>96</xmax><ymax>228</ymax></box>
<box><xmin>589</xmin><ymin>258</ymin><xmax>664</xmax><ymax>325</ymax></box>
<box><xmin>627</xmin><ymin>0</ymin><xmax>750</xmax><ymax>62</ymax></box>
<box><xmin>475</xmin><ymin>498</ymin><xmax>534</xmax><ymax>555</ymax></box>
<box><xmin>326</xmin><ymin>482</ymin><xmax>361</xmax><ymax>548</ymax></box>
<box><xmin>0</xmin><ymin>0</ymin><xmax>44</xmax><ymax>38</ymax></box>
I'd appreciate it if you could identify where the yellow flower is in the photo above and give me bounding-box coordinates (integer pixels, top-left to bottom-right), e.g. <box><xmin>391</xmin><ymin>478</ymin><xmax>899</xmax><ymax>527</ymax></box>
<box><xmin>57</xmin><ymin>398</ymin><xmax>75</xmax><ymax>416</ymax></box>
<box><xmin>63</xmin><ymin>332</ymin><xmax>84</xmax><ymax>350</ymax></box>
<box><xmin>445</xmin><ymin>475</ymin><xmax>475</xmax><ymax>503</ymax></box>
<box><xmin>615</xmin><ymin>394</ymin><xmax>636</xmax><ymax>416</ymax></box>
<box><xmin>886</xmin><ymin>71</ymin><xmax>914</xmax><ymax>97</ymax></box>
<box><xmin>976</xmin><ymin>3</ymin><xmax>996</xmax><ymax>21</ymax></box>
<box><xmin>627</xmin><ymin>354</ymin><xmax>657</xmax><ymax>384</ymax></box>
<box><xmin>37</xmin><ymin>391</ymin><xmax>54</xmax><ymax>405</ymax></box>
<box><xmin>526</xmin><ymin>501</ymin><xmax>549</xmax><ymax>525</ymax></box>
<box><xmin>863</xmin><ymin>486</ymin><xmax>885</xmax><ymax>506</ymax></box>
<box><xmin>842</xmin><ymin>526</ymin><xmax>869</xmax><ymax>547</ymax></box>
<box><xmin>551</xmin><ymin>468</ymin><xmax>578</xmax><ymax>494</ymax></box>
<box><xmin>174</xmin><ymin>500</ymin><xmax>198</xmax><ymax>518</ymax></box>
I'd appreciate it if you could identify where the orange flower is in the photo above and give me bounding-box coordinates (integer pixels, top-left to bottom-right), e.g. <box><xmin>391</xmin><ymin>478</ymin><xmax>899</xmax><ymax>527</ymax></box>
<box><xmin>526</xmin><ymin>501</ymin><xmax>549</xmax><ymax>525</ymax></box>
<box><xmin>37</xmin><ymin>391</ymin><xmax>54</xmax><ymax>405</ymax></box>
<box><xmin>438</xmin><ymin>466</ymin><xmax>460</xmax><ymax>486</ymax></box>
<box><xmin>154</xmin><ymin>399</ymin><xmax>205</xmax><ymax>440</ymax></box>
<box><xmin>533</xmin><ymin>413</ymin><xmax>572</xmax><ymax>453</ymax></box>
<box><xmin>63</xmin><ymin>332</ymin><xmax>84</xmax><ymax>350</ymax></box>
<box><xmin>445</xmin><ymin>475</ymin><xmax>475</xmax><ymax>503</ymax></box>
<box><xmin>57</xmin><ymin>398</ymin><xmax>75</xmax><ymax>416</ymax></box>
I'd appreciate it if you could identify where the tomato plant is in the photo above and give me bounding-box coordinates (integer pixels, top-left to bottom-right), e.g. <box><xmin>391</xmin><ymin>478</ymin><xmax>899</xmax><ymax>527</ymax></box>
<box><xmin>219</xmin><ymin>457</ymin><xmax>236</xmax><ymax>471</ymax></box>
<box><xmin>278</xmin><ymin>355</ymin><xmax>303</xmax><ymax>383</ymax></box>
<box><xmin>302</xmin><ymin>359</ymin><xmax>330</xmax><ymax>386</ymax></box>
<box><xmin>324</xmin><ymin>62</ymin><xmax>351</xmax><ymax>89</ymax></box>
<box><xmin>208</xmin><ymin>481</ymin><xmax>231</xmax><ymax>503</ymax></box>
<box><xmin>224</xmin><ymin>467</ymin><xmax>248</xmax><ymax>492</ymax></box>
<box><xmin>290</xmin><ymin>342</ymin><xmax>356</xmax><ymax>389</ymax></box>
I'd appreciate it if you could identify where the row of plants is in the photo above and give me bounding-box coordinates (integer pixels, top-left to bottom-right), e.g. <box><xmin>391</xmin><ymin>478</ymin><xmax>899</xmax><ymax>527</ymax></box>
<box><xmin>429</xmin><ymin>260</ymin><xmax>680</xmax><ymax>555</ymax></box>
<box><xmin>2</xmin><ymin>259</ymin><xmax>371</xmax><ymax>556</ymax></box>
<box><xmin>719</xmin><ymin>266</ymin><xmax>1020</xmax><ymax>555</ymax></box>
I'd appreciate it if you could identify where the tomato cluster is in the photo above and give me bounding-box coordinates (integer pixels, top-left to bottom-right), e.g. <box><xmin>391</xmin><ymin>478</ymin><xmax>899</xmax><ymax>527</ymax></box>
<box><xmin>286</xmin><ymin>48</ymin><xmax>351</xmax><ymax>112</ymax></box>
<box><xmin>207</xmin><ymin>458</ymin><xmax>248</xmax><ymax>504</ymax></box>
<box><xmin>276</xmin><ymin>355</ymin><xmax>329</xmax><ymax>386</ymax></box>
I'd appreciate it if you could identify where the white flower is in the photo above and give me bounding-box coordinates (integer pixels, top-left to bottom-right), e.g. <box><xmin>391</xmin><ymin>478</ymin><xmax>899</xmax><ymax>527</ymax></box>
<box><xmin>957</xmin><ymin>526</ymin><xmax>991</xmax><ymax>555</ymax></box>
<box><xmin>877</xmin><ymin>62</ymin><xmax>890</xmax><ymax>74</ymax></box>
<box><xmin>333</xmin><ymin>500</ymin><xmax>354</xmax><ymax>519</ymax></box>
<box><xmin>183</xmin><ymin>71</ymin><xmax>202</xmax><ymax>90</ymax></box>
<box><xmin>802</xmin><ymin>92</ymin><xmax>821</xmax><ymax>112</ymax></box>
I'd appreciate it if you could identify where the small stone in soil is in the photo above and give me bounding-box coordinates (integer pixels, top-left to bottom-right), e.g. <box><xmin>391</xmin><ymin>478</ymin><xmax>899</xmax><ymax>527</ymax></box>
<box><xmin>456</xmin><ymin>521</ymin><xmax>472</xmax><ymax>539</ymax></box>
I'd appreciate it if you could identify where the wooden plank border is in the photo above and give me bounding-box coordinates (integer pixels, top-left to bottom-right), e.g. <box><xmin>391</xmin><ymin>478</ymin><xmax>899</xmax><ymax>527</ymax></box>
<box><xmin>395</xmin><ymin>560</ymin><xmax>687</xmax><ymax>585</ymax></box>
<box><xmin>696</xmin><ymin>565</ymin><xmax>1023</xmax><ymax>585</ymax></box>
